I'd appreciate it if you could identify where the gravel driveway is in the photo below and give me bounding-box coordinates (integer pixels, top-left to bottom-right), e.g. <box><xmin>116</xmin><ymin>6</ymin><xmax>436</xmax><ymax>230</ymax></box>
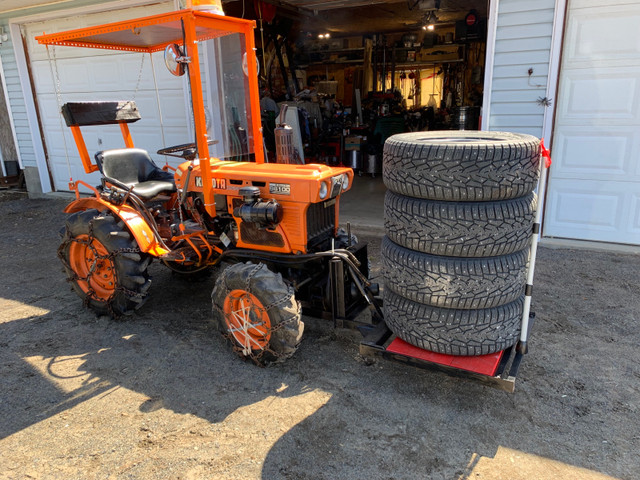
<box><xmin>1</xmin><ymin>192</ymin><xmax>638</xmax><ymax>479</ymax></box>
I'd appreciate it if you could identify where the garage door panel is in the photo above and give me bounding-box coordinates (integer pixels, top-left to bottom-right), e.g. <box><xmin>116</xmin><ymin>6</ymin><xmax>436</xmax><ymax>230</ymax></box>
<box><xmin>131</xmin><ymin>90</ymin><xmax>189</xmax><ymax>127</ymax></box>
<box><xmin>32</xmin><ymin>53</ymin><xmax>184</xmax><ymax>97</ymax></box>
<box><xmin>120</xmin><ymin>52</ymin><xmax>184</xmax><ymax>90</ymax></box>
<box><xmin>551</xmin><ymin>189</ymin><xmax>620</xmax><ymax>229</ymax></box>
<box><xmin>545</xmin><ymin>180</ymin><xmax>639</xmax><ymax>244</ymax></box>
<box><xmin>38</xmin><ymin>91</ymin><xmax>190</xmax><ymax>158</ymax></box>
<box><xmin>36</xmin><ymin>95</ymin><xmax>64</xmax><ymax>125</ymax></box>
<box><xmin>552</xmin><ymin>128</ymin><xmax>638</xmax><ymax>179</ymax></box>
<box><xmin>564</xmin><ymin>5</ymin><xmax>640</xmax><ymax>66</ymax></box>
<box><xmin>558</xmin><ymin>70</ymin><xmax>640</xmax><ymax>123</ymax></box>
<box><xmin>48</xmin><ymin>145</ymin><xmax>100</xmax><ymax>190</ymax></box>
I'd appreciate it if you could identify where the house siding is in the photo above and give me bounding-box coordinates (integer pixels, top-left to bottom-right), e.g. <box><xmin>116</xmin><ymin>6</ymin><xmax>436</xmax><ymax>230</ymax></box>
<box><xmin>488</xmin><ymin>0</ymin><xmax>556</xmax><ymax>137</ymax></box>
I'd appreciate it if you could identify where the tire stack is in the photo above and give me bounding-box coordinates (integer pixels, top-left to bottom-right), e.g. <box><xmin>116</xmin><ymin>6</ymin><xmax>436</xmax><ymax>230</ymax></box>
<box><xmin>381</xmin><ymin>131</ymin><xmax>541</xmax><ymax>356</ymax></box>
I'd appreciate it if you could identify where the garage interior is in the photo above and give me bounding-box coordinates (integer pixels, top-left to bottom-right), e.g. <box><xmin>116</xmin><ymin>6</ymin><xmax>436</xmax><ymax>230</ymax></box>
<box><xmin>221</xmin><ymin>0</ymin><xmax>489</xmax><ymax>224</ymax></box>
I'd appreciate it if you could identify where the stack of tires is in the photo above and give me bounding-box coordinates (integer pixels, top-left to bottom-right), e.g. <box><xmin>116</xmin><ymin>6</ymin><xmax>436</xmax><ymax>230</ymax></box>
<box><xmin>381</xmin><ymin>131</ymin><xmax>541</xmax><ymax>356</ymax></box>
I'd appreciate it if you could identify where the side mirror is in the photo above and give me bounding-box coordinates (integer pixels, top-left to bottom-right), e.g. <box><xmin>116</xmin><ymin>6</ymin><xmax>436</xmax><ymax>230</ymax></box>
<box><xmin>242</xmin><ymin>52</ymin><xmax>260</xmax><ymax>77</ymax></box>
<box><xmin>164</xmin><ymin>43</ymin><xmax>186</xmax><ymax>77</ymax></box>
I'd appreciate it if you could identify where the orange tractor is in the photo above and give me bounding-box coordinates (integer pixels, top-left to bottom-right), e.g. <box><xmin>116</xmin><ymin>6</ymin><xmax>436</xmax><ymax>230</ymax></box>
<box><xmin>37</xmin><ymin>6</ymin><xmax>378</xmax><ymax>365</ymax></box>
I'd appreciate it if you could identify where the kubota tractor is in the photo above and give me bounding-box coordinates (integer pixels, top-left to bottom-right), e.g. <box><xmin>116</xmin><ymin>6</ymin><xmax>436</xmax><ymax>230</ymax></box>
<box><xmin>37</xmin><ymin>6</ymin><xmax>378</xmax><ymax>365</ymax></box>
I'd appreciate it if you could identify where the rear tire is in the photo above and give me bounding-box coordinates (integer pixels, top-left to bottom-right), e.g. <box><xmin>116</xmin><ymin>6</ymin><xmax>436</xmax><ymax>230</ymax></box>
<box><xmin>384</xmin><ymin>289</ymin><xmax>523</xmax><ymax>356</ymax></box>
<box><xmin>211</xmin><ymin>262</ymin><xmax>303</xmax><ymax>365</ymax></box>
<box><xmin>59</xmin><ymin>209</ymin><xmax>151</xmax><ymax>317</ymax></box>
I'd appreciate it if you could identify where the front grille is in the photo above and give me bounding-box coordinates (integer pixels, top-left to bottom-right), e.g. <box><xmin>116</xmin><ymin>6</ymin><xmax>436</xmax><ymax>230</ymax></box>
<box><xmin>240</xmin><ymin>222</ymin><xmax>285</xmax><ymax>248</ymax></box>
<box><xmin>307</xmin><ymin>201</ymin><xmax>335</xmax><ymax>250</ymax></box>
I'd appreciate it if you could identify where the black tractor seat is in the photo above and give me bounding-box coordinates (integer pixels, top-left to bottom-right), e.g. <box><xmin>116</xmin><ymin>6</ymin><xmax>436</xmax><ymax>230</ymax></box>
<box><xmin>95</xmin><ymin>148</ymin><xmax>176</xmax><ymax>200</ymax></box>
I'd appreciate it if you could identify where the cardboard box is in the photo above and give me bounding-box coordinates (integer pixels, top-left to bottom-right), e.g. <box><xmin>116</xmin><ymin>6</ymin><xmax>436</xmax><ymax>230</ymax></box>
<box><xmin>345</xmin><ymin>135</ymin><xmax>364</xmax><ymax>151</ymax></box>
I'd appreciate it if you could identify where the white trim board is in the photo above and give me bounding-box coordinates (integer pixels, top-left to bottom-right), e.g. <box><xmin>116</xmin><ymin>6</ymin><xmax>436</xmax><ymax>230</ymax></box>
<box><xmin>481</xmin><ymin>0</ymin><xmax>499</xmax><ymax>131</ymax></box>
<box><xmin>10</xmin><ymin>21</ymin><xmax>51</xmax><ymax>192</ymax></box>
<box><xmin>538</xmin><ymin>0</ymin><xmax>567</xmax><ymax>238</ymax></box>
<box><xmin>541</xmin><ymin>0</ymin><xmax>567</xmax><ymax>149</ymax></box>
<box><xmin>8</xmin><ymin>0</ymin><xmax>181</xmax><ymax>193</ymax></box>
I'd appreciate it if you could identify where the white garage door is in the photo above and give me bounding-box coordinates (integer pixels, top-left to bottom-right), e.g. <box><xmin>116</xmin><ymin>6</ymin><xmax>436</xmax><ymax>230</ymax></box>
<box><xmin>23</xmin><ymin>2</ymin><xmax>193</xmax><ymax>193</ymax></box>
<box><xmin>544</xmin><ymin>0</ymin><xmax>640</xmax><ymax>246</ymax></box>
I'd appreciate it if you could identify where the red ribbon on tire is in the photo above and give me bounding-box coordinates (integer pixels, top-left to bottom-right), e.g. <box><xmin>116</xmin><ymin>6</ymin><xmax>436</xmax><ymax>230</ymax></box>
<box><xmin>541</xmin><ymin>138</ymin><xmax>552</xmax><ymax>168</ymax></box>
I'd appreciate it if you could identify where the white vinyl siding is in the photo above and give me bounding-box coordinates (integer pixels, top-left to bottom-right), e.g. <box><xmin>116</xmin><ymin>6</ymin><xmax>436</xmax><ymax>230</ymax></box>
<box><xmin>488</xmin><ymin>0</ymin><xmax>556</xmax><ymax>137</ymax></box>
<box><xmin>0</xmin><ymin>36</ymin><xmax>32</xmax><ymax>167</ymax></box>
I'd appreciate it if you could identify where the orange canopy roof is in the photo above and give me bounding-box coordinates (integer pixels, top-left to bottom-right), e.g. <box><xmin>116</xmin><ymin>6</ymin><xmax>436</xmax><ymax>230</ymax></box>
<box><xmin>36</xmin><ymin>9</ymin><xmax>256</xmax><ymax>53</ymax></box>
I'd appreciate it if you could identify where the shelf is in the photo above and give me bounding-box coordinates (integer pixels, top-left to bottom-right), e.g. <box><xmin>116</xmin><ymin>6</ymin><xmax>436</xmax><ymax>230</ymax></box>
<box><xmin>379</xmin><ymin>59</ymin><xmax>464</xmax><ymax>69</ymax></box>
<box><xmin>300</xmin><ymin>59</ymin><xmax>364</xmax><ymax>67</ymax></box>
<box><xmin>304</xmin><ymin>47</ymin><xmax>364</xmax><ymax>53</ymax></box>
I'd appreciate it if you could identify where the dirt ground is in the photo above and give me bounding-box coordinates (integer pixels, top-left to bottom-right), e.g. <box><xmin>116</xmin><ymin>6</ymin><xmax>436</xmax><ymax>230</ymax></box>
<box><xmin>0</xmin><ymin>191</ymin><xmax>639</xmax><ymax>480</ymax></box>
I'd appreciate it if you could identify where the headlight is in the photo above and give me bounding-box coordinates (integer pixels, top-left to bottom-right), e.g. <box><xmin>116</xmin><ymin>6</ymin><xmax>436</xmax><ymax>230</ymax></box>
<box><xmin>319</xmin><ymin>181</ymin><xmax>329</xmax><ymax>199</ymax></box>
<box><xmin>339</xmin><ymin>173</ymin><xmax>350</xmax><ymax>191</ymax></box>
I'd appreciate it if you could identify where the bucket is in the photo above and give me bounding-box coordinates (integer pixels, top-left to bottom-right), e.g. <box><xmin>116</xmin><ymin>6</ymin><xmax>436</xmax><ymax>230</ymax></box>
<box><xmin>364</xmin><ymin>153</ymin><xmax>381</xmax><ymax>176</ymax></box>
<box><xmin>452</xmin><ymin>106</ymin><xmax>481</xmax><ymax>130</ymax></box>
<box><xmin>345</xmin><ymin>151</ymin><xmax>362</xmax><ymax>170</ymax></box>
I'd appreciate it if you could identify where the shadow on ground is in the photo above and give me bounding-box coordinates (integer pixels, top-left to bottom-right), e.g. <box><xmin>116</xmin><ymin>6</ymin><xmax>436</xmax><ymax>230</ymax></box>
<box><xmin>1</xmin><ymin>196</ymin><xmax>638</xmax><ymax>479</ymax></box>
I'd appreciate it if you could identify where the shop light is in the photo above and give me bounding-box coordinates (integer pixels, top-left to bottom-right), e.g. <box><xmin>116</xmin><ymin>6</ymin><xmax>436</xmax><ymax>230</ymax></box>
<box><xmin>422</xmin><ymin>11</ymin><xmax>437</xmax><ymax>31</ymax></box>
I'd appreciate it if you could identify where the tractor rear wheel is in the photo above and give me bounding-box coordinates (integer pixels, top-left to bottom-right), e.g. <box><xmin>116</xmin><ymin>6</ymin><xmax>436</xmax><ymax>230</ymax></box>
<box><xmin>211</xmin><ymin>262</ymin><xmax>303</xmax><ymax>365</ymax></box>
<box><xmin>59</xmin><ymin>209</ymin><xmax>151</xmax><ymax>317</ymax></box>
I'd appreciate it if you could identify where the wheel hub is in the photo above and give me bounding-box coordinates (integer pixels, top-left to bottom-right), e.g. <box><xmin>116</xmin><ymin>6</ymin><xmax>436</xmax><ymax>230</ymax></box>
<box><xmin>223</xmin><ymin>290</ymin><xmax>271</xmax><ymax>354</ymax></box>
<box><xmin>68</xmin><ymin>234</ymin><xmax>116</xmax><ymax>300</ymax></box>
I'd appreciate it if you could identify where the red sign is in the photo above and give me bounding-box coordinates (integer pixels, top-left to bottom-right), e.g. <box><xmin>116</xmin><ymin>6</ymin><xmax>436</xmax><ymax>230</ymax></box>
<box><xmin>466</xmin><ymin>12</ymin><xmax>477</xmax><ymax>26</ymax></box>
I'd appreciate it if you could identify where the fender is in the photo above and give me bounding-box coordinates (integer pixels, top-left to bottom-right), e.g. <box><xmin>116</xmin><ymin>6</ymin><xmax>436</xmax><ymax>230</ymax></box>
<box><xmin>64</xmin><ymin>198</ymin><xmax>170</xmax><ymax>256</ymax></box>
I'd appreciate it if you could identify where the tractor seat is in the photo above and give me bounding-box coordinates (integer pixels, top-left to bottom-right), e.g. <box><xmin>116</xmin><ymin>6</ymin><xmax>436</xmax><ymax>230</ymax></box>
<box><xmin>95</xmin><ymin>148</ymin><xmax>176</xmax><ymax>200</ymax></box>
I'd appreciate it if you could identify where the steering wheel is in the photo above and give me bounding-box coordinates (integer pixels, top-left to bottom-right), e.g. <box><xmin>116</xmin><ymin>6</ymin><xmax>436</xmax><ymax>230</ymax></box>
<box><xmin>157</xmin><ymin>139</ymin><xmax>219</xmax><ymax>158</ymax></box>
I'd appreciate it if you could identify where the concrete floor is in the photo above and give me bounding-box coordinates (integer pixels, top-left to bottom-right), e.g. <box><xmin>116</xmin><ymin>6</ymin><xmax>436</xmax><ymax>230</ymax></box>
<box><xmin>339</xmin><ymin>174</ymin><xmax>386</xmax><ymax>231</ymax></box>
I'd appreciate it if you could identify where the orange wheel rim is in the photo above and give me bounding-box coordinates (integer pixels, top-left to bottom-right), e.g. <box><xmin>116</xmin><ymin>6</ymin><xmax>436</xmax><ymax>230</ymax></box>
<box><xmin>223</xmin><ymin>289</ymin><xmax>271</xmax><ymax>351</ymax></box>
<box><xmin>68</xmin><ymin>234</ymin><xmax>116</xmax><ymax>301</ymax></box>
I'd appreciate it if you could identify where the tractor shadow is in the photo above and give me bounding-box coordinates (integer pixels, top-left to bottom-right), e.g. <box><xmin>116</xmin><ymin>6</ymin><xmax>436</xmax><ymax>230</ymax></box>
<box><xmin>0</xmin><ymin>262</ymin><xmax>304</xmax><ymax>438</ymax></box>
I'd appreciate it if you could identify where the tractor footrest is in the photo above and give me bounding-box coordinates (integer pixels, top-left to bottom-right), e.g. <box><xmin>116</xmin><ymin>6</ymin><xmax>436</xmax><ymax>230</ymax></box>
<box><xmin>359</xmin><ymin>322</ymin><xmax>524</xmax><ymax>393</ymax></box>
<box><xmin>161</xmin><ymin>246</ymin><xmax>203</xmax><ymax>263</ymax></box>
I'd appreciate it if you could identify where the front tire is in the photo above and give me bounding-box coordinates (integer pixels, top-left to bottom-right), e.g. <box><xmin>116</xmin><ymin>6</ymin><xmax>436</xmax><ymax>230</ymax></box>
<box><xmin>211</xmin><ymin>262</ymin><xmax>303</xmax><ymax>365</ymax></box>
<box><xmin>59</xmin><ymin>209</ymin><xmax>151</xmax><ymax>317</ymax></box>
